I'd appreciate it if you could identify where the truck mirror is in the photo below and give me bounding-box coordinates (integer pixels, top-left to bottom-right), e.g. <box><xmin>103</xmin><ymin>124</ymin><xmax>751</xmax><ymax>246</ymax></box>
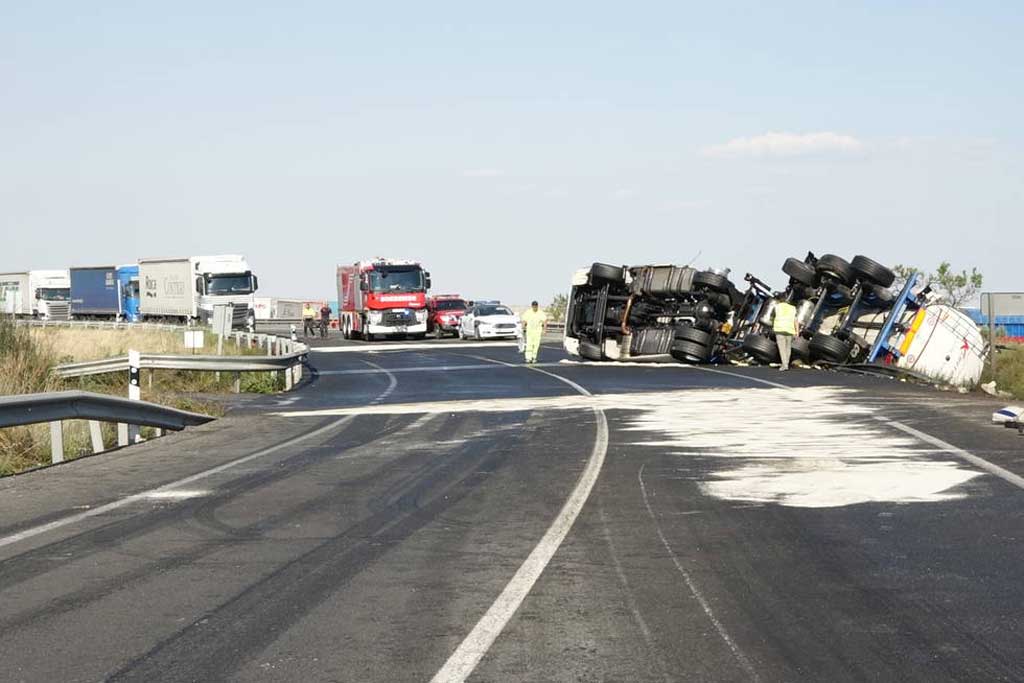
<box><xmin>252</xmin><ymin>275</ymin><xmax>259</xmax><ymax>292</ymax></box>
<box><xmin>195</xmin><ymin>277</ymin><xmax>204</xmax><ymax>294</ymax></box>
<box><xmin>424</xmin><ymin>275</ymin><xmax>432</xmax><ymax>289</ymax></box>
<box><xmin>359</xmin><ymin>280</ymin><xmax>368</xmax><ymax>292</ymax></box>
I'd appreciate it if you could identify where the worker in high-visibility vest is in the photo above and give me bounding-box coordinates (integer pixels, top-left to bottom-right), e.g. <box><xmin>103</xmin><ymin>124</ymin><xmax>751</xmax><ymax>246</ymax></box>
<box><xmin>772</xmin><ymin>299</ymin><xmax>799</xmax><ymax>371</ymax></box>
<box><xmin>302</xmin><ymin>302</ymin><xmax>317</xmax><ymax>338</ymax></box>
<box><xmin>520</xmin><ymin>300</ymin><xmax>548</xmax><ymax>364</ymax></box>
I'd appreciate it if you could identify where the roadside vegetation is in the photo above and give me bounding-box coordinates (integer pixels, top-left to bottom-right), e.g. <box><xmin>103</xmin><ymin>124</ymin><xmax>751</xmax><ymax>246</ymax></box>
<box><xmin>984</xmin><ymin>341</ymin><xmax>1024</xmax><ymax>401</ymax></box>
<box><xmin>1</xmin><ymin>319</ymin><xmax>286</xmax><ymax>476</ymax></box>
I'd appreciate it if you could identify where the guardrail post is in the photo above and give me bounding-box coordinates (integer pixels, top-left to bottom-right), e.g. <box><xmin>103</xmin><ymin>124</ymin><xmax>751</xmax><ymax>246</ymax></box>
<box><xmin>89</xmin><ymin>420</ymin><xmax>104</xmax><ymax>453</ymax></box>
<box><xmin>284</xmin><ymin>366</ymin><xmax>293</xmax><ymax>390</ymax></box>
<box><xmin>232</xmin><ymin>372</ymin><xmax>241</xmax><ymax>394</ymax></box>
<box><xmin>266</xmin><ymin>336</ymin><xmax>272</xmax><ymax>356</ymax></box>
<box><xmin>50</xmin><ymin>421</ymin><xmax>64</xmax><ymax>463</ymax></box>
<box><xmin>127</xmin><ymin>349</ymin><xmax>141</xmax><ymax>444</ymax></box>
<box><xmin>118</xmin><ymin>423</ymin><xmax>129</xmax><ymax>447</ymax></box>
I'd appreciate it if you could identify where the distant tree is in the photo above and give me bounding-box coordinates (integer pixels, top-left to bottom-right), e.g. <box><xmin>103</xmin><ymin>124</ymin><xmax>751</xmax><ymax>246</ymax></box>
<box><xmin>892</xmin><ymin>262</ymin><xmax>983</xmax><ymax>307</ymax></box>
<box><xmin>547</xmin><ymin>293</ymin><xmax>569</xmax><ymax>321</ymax></box>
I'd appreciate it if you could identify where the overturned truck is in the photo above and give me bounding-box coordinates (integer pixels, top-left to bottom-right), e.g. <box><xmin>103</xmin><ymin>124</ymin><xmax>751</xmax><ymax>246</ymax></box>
<box><xmin>563</xmin><ymin>256</ymin><xmax>986</xmax><ymax>387</ymax></box>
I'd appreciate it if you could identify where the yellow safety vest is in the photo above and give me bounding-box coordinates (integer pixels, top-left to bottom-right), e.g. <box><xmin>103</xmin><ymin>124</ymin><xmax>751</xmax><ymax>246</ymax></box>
<box><xmin>773</xmin><ymin>302</ymin><xmax>797</xmax><ymax>335</ymax></box>
<box><xmin>302</xmin><ymin>305</ymin><xmax>316</xmax><ymax>319</ymax></box>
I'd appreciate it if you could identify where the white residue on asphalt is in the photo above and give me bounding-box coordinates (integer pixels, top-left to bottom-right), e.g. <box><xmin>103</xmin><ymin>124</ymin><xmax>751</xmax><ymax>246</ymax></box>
<box><xmin>619</xmin><ymin>386</ymin><xmax>981</xmax><ymax>508</ymax></box>
<box><xmin>275</xmin><ymin>386</ymin><xmax>982</xmax><ymax>508</ymax></box>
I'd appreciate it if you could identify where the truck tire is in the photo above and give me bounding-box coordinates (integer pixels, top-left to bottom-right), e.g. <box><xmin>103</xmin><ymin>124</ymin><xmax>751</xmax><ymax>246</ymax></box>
<box><xmin>741</xmin><ymin>333</ymin><xmax>779</xmax><ymax>365</ymax></box>
<box><xmin>590</xmin><ymin>263</ymin><xmax>625</xmax><ymax>284</ymax></box>
<box><xmin>816</xmin><ymin>254</ymin><xmax>854</xmax><ymax>286</ymax></box>
<box><xmin>809</xmin><ymin>332</ymin><xmax>852</xmax><ymax>364</ymax></box>
<box><xmin>675</xmin><ymin>325</ymin><xmax>712</xmax><ymax>347</ymax></box>
<box><xmin>783</xmin><ymin>257</ymin><xmax>817</xmax><ymax>287</ymax></box>
<box><xmin>579</xmin><ymin>340</ymin><xmax>603</xmax><ymax>361</ymax></box>
<box><xmin>851</xmin><ymin>255</ymin><xmax>895</xmax><ymax>288</ymax></box>
<box><xmin>670</xmin><ymin>339</ymin><xmax>710</xmax><ymax>364</ymax></box>
<box><xmin>791</xmin><ymin>335</ymin><xmax>811</xmax><ymax>363</ymax></box>
<box><xmin>865</xmin><ymin>283</ymin><xmax>895</xmax><ymax>305</ymax></box>
<box><xmin>692</xmin><ymin>271</ymin><xmax>730</xmax><ymax>293</ymax></box>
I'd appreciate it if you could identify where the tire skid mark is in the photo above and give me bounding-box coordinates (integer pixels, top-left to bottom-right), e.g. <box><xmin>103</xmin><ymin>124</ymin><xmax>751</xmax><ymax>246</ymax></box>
<box><xmin>105</xmin><ymin>411</ymin><xmax>538</xmax><ymax>682</ymax></box>
<box><xmin>0</xmin><ymin>413</ymin><xmax>425</xmax><ymax>629</ymax></box>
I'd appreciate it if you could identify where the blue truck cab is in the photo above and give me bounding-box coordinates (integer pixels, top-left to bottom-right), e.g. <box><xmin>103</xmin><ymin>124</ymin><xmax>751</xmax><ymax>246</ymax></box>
<box><xmin>117</xmin><ymin>264</ymin><xmax>140</xmax><ymax>322</ymax></box>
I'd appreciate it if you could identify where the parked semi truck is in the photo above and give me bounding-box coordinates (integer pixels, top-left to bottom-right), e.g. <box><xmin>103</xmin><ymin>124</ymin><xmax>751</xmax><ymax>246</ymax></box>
<box><xmin>69</xmin><ymin>265</ymin><xmax>140</xmax><ymax>321</ymax></box>
<box><xmin>337</xmin><ymin>258</ymin><xmax>431</xmax><ymax>340</ymax></box>
<box><xmin>0</xmin><ymin>270</ymin><xmax>71</xmax><ymax>320</ymax></box>
<box><xmin>139</xmin><ymin>255</ymin><xmax>259</xmax><ymax>328</ymax></box>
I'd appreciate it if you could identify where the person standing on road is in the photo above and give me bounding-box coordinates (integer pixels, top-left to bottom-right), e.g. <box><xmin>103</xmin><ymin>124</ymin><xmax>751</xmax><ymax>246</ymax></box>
<box><xmin>302</xmin><ymin>302</ymin><xmax>316</xmax><ymax>338</ymax></box>
<box><xmin>772</xmin><ymin>298</ymin><xmax>799</xmax><ymax>371</ymax></box>
<box><xmin>319</xmin><ymin>303</ymin><xmax>332</xmax><ymax>337</ymax></box>
<box><xmin>520</xmin><ymin>300</ymin><xmax>548</xmax><ymax>364</ymax></box>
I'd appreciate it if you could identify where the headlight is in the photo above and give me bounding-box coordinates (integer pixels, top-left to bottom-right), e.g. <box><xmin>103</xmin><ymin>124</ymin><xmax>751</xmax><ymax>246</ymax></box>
<box><xmin>369</xmin><ymin>311</ymin><xmax>383</xmax><ymax>324</ymax></box>
<box><xmin>416</xmin><ymin>309</ymin><xmax>427</xmax><ymax>322</ymax></box>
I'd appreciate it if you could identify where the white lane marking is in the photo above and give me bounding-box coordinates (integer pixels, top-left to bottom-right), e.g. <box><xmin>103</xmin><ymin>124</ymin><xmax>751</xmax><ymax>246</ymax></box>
<box><xmin>361</xmin><ymin>359</ymin><xmax>398</xmax><ymax>404</ymax></box>
<box><xmin>430</xmin><ymin>356</ymin><xmax>608</xmax><ymax>683</ymax></box>
<box><xmin>694</xmin><ymin>365</ymin><xmax>791</xmax><ymax>390</ymax></box>
<box><xmin>0</xmin><ymin>362</ymin><xmax>401</xmax><ymax>551</ymax></box>
<box><xmin>142</xmin><ymin>490</ymin><xmax>210</xmax><ymax>500</ymax></box>
<box><xmin>638</xmin><ymin>463</ymin><xmax>760</xmax><ymax>681</ymax></box>
<box><xmin>876</xmin><ymin>416</ymin><xmax>1024</xmax><ymax>491</ymax></box>
<box><xmin>313</xmin><ymin>341</ymin><xmax>518</xmax><ymax>353</ymax></box>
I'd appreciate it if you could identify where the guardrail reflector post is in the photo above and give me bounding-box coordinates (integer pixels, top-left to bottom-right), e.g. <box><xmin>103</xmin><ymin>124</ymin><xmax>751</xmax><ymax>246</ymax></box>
<box><xmin>118</xmin><ymin>423</ymin><xmax>129</xmax><ymax>447</ymax></box>
<box><xmin>284</xmin><ymin>367</ymin><xmax>293</xmax><ymax>391</ymax></box>
<box><xmin>128</xmin><ymin>349</ymin><xmax>141</xmax><ymax>443</ymax></box>
<box><xmin>50</xmin><ymin>421</ymin><xmax>64</xmax><ymax>463</ymax></box>
<box><xmin>233</xmin><ymin>372</ymin><xmax>241</xmax><ymax>394</ymax></box>
<box><xmin>266</xmin><ymin>336</ymin><xmax>272</xmax><ymax>356</ymax></box>
<box><xmin>89</xmin><ymin>420</ymin><xmax>104</xmax><ymax>453</ymax></box>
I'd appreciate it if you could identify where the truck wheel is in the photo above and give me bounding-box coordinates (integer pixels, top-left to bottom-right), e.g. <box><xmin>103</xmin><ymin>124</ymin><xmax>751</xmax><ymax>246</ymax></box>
<box><xmin>791</xmin><ymin>335</ymin><xmax>811</xmax><ymax>363</ymax></box>
<box><xmin>816</xmin><ymin>254</ymin><xmax>854</xmax><ymax>285</ymax></box>
<box><xmin>590</xmin><ymin>263</ymin><xmax>625</xmax><ymax>284</ymax></box>
<box><xmin>365</xmin><ymin>331</ymin><xmax>375</xmax><ymax>342</ymax></box>
<box><xmin>675</xmin><ymin>325</ymin><xmax>712</xmax><ymax>347</ymax></box>
<box><xmin>809</xmin><ymin>333</ymin><xmax>852</xmax><ymax>364</ymax></box>
<box><xmin>579</xmin><ymin>340</ymin><xmax>603</xmax><ymax>361</ymax></box>
<box><xmin>783</xmin><ymin>257</ymin><xmax>817</xmax><ymax>287</ymax></box>
<box><xmin>670</xmin><ymin>339</ymin><xmax>710</xmax><ymax>364</ymax></box>
<box><xmin>741</xmin><ymin>334</ymin><xmax>779</xmax><ymax>365</ymax></box>
<box><xmin>435</xmin><ymin>326</ymin><xmax>443</xmax><ymax>339</ymax></box>
<box><xmin>693</xmin><ymin>271</ymin><xmax>730</xmax><ymax>293</ymax></box>
<box><xmin>851</xmin><ymin>255</ymin><xmax>895</xmax><ymax>288</ymax></box>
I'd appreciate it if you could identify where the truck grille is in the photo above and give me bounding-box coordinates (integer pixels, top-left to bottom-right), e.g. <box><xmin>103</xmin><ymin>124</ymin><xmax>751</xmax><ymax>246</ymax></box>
<box><xmin>47</xmin><ymin>303</ymin><xmax>71</xmax><ymax>320</ymax></box>
<box><xmin>383</xmin><ymin>310</ymin><xmax>416</xmax><ymax>326</ymax></box>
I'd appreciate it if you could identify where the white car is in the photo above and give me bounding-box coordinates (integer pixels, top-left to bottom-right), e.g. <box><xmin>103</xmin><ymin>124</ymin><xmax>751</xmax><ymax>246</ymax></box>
<box><xmin>459</xmin><ymin>303</ymin><xmax>521</xmax><ymax>340</ymax></box>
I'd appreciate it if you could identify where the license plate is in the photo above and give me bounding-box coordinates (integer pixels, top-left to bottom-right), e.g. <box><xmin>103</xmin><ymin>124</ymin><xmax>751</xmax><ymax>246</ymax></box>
<box><xmin>396</xmin><ymin>325</ymin><xmax>408</xmax><ymax>333</ymax></box>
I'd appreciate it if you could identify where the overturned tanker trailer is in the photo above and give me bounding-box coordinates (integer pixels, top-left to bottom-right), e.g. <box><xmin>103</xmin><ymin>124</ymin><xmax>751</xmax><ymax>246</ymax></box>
<box><xmin>563</xmin><ymin>258</ymin><xmax>986</xmax><ymax>388</ymax></box>
<box><xmin>730</xmin><ymin>253</ymin><xmax>986</xmax><ymax>387</ymax></box>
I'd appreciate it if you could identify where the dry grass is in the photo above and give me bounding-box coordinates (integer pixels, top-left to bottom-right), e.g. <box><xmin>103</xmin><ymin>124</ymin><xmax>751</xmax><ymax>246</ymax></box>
<box><xmin>1</xmin><ymin>321</ymin><xmax>285</xmax><ymax>476</ymax></box>
<box><xmin>986</xmin><ymin>345</ymin><xmax>1024</xmax><ymax>400</ymax></box>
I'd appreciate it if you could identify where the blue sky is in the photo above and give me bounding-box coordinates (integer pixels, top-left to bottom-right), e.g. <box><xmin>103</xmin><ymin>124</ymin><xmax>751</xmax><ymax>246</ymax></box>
<box><xmin>2</xmin><ymin>1</ymin><xmax>1021</xmax><ymax>303</ymax></box>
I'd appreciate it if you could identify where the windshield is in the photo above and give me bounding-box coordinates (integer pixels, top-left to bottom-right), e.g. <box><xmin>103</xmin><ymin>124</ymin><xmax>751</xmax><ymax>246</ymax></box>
<box><xmin>478</xmin><ymin>305</ymin><xmax>512</xmax><ymax>316</ymax></box>
<box><xmin>206</xmin><ymin>274</ymin><xmax>254</xmax><ymax>295</ymax></box>
<box><xmin>368</xmin><ymin>268</ymin><xmax>424</xmax><ymax>292</ymax></box>
<box><xmin>38</xmin><ymin>288</ymin><xmax>70</xmax><ymax>301</ymax></box>
<box><xmin>435</xmin><ymin>300</ymin><xmax>466</xmax><ymax>311</ymax></box>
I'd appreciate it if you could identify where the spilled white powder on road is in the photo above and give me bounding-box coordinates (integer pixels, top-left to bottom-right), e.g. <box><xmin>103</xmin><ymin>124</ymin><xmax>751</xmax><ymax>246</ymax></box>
<box><xmin>618</xmin><ymin>387</ymin><xmax>981</xmax><ymax>508</ymax></box>
<box><xmin>275</xmin><ymin>386</ymin><xmax>982</xmax><ymax>508</ymax></box>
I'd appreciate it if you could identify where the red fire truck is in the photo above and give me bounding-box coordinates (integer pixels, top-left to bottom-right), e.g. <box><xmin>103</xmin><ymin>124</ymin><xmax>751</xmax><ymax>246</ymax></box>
<box><xmin>337</xmin><ymin>258</ymin><xmax>432</xmax><ymax>340</ymax></box>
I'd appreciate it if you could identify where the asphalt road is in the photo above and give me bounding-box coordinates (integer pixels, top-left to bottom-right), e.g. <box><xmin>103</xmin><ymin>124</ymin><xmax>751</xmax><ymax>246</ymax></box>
<box><xmin>2</xmin><ymin>333</ymin><xmax>1024</xmax><ymax>682</ymax></box>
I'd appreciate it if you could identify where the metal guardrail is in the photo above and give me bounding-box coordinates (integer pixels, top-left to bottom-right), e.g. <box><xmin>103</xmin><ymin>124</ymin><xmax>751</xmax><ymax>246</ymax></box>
<box><xmin>15</xmin><ymin>318</ymin><xmax>187</xmax><ymax>332</ymax></box>
<box><xmin>0</xmin><ymin>391</ymin><xmax>214</xmax><ymax>465</ymax></box>
<box><xmin>53</xmin><ymin>333</ymin><xmax>309</xmax><ymax>390</ymax></box>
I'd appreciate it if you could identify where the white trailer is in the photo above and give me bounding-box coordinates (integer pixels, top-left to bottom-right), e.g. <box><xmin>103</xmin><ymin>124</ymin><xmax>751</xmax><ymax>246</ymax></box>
<box><xmin>0</xmin><ymin>272</ymin><xmax>31</xmax><ymax>317</ymax></box>
<box><xmin>252</xmin><ymin>297</ymin><xmax>304</xmax><ymax>320</ymax></box>
<box><xmin>139</xmin><ymin>255</ymin><xmax>259</xmax><ymax>327</ymax></box>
